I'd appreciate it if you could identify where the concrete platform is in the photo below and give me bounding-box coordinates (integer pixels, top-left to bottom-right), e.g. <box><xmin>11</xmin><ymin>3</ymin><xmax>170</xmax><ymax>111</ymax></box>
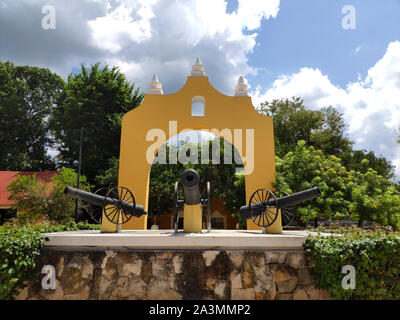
<box><xmin>43</xmin><ymin>229</ymin><xmax>329</xmax><ymax>250</ymax></box>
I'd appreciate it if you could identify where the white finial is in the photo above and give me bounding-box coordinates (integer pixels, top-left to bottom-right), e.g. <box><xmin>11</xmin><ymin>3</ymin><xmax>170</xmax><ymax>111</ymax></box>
<box><xmin>191</xmin><ymin>57</ymin><xmax>206</xmax><ymax>76</ymax></box>
<box><xmin>147</xmin><ymin>73</ymin><xmax>164</xmax><ymax>94</ymax></box>
<box><xmin>234</xmin><ymin>75</ymin><xmax>249</xmax><ymax>96</ymax></box>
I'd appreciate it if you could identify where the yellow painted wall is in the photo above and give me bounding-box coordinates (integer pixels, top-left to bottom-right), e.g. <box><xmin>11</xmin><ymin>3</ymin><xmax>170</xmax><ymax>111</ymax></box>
<box><xmin>117</xmin><ymin>76</ymin><xmax>281</xmax><ymax>233</ymax></box>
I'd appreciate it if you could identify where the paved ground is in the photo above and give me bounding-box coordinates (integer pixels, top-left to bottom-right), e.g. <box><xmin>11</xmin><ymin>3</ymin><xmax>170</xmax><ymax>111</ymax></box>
<box><xmin>43</xmin><ymin>229</ymin><xmax>332</xmax><ymax>250</ymax></box>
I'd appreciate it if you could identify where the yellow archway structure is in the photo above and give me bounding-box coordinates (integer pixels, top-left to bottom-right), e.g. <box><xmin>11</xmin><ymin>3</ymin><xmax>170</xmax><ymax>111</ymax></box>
<box><xmin>101</xmin><ymin>60</ymin><xmax>282</xmax><ymax>233</ymax></box>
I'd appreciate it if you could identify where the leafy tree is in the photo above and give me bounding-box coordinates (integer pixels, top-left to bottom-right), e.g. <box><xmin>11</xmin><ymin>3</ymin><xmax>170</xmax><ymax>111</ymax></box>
<box><xmin>275</xmin><ymin>141</ymin><xmax>400</xmax><ymax>230</ymax></box>
<box><xmin>341</xmin><ymin>150</ymin><xmax>394</xmax><ymax>179</ymax></box>
<box><xmin>311</xmin><ymin>106</ymin><xmax>353</xmax><ymax>157</ymax></box>
<box><xmin>95</xmin><ymin>157</ymin><xmax>119</xmax><ymax>189</ymax></box>
<box><xmin>50</xmin><ymin>63</ymin><xmax>143</xmax><ymax>184</ymax></box>
<box><xmin>0</xmin><ymin>61</ymin><xmax>65</xmax><ymax>170</ymax></box>
<box><xmin>224</xmin><ymin>172</ymin><xmax>247</xmax><ymax>229</ymax></box>
<box><xmin>7</xmin><ymin>167</ymin><xmax>90</xmax><ymax>224</ymax></box>
<box><xmin>258</xmin><ymin>97</ymin><xmax>324</xmax><ymax>156</ymax></box>
<box><xmin>258</xmin><ymin>97</ymin><xmax>394</xmax><ymax>178</ymax></box>
<box><xmin>274</xmin><ymin>140</ymin><xmax>353</xmax><ymax>223</ymax></box>
<box><xmin>148</xmin><ymin>144</ymin><xmax>185</xmax><ymax>217</ymax></box>
<box><xmin>349</xmin><ymin>167</ymin><xmax>400</xmax><ymax>230</ymax></box>
<box><xmin>258</xmin><ymin>97</ymin><xmax>353</xmax><ymax>158</ymax></box>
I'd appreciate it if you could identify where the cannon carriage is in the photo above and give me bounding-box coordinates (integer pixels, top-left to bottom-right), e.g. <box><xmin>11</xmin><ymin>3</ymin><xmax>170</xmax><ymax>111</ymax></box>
<box><xmin>64</xmin><ymin>186</ymin><xmax>147</xmax><ymax>232</ymax></box>
<box><xmin>239</xmin><ymin>187</ymin><xmax>321</xmax><ymax>232</ymax></box>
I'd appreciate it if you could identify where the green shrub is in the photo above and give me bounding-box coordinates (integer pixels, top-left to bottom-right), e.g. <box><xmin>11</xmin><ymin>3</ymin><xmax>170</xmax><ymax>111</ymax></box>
<box><xmin>349</xmin><ymin>169</ymin><xmax>400</xmax><ymax>230</ymax></box>
<box><xmin>304</xmin><ymin>228</ymin><xmax>400</xmax><ymax>299</ymax></box>
<box><xmin>7</xmin><ymin>167</ymin><xmax>91</xmax><ymax>224</ymax></box>
<box><xmin>275</xmin><ymin>141</ymin><xmax>400</xmax><ymax>230</ymax></box>
<box><xmin>0</xmin><ymin>222</ymin><xmax>99</xmax><ymax>300</ymax></box>
<box><xmin>274</xmin><ymin>141</ymin><xmax>353</xmax><ymax>223</ymax></box>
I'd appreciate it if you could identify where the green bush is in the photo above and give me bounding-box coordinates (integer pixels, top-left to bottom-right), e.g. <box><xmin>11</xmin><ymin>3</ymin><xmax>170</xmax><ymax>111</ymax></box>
<box><xmin>275</xmin><ymin>141</ymin><xmax>400</xmax><ymax>230</ymax></box>
<box><xmin>304</xmin><ymin>228</ymin><xmax>400</xmax><ymax>299</ymax></box>
<box><xmin>274</xmin><ymin>140</ymin><xmax>354</xmax><ymax>222</ymax></box>
<box><xmin>349</xmin><ymin>168</ymin><xmax>400</xmax><ymax>229</ymax></box>
<box><xmin>0</xmin><ymin>222</ymin><xmax>99</xmax><ymax>300</ymax></box>
<box><xmin>7</xmin><ymin>167</ymin><xmax>91</xmax><ymax>224</ymax></box>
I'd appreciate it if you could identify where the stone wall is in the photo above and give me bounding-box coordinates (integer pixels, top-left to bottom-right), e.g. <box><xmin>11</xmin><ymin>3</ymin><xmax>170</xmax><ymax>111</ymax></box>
<box><xmin>16</xmin><ymin>249</ymin><xmax>330</xmax><ymax>300</ymax></box>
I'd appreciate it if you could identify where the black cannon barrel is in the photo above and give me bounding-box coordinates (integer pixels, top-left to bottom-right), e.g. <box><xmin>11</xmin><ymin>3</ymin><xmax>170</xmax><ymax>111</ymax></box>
<box><xmin>64</xmin><ymin>186</ymin><xmax>146</xmax><ymax>217</ymax></box>
<box><xmin>239</xmin><ymin>187</ymin><xmax>321</xmax><ymax>220</ymax></box>
<box><xmin>180</xmin><ymin>169</ymin><xmax>201</xmax><ymax>205</ymax></box>
<box><xmin>275</xmin><ymin>187</ymin><xmax>321</xmax><ymax>208</ymax></box>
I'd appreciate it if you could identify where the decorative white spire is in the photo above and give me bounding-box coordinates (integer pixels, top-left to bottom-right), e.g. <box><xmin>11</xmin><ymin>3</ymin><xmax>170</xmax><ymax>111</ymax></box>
<box><xmin>147</xmin><ymin>74</ymin><xmax>164</xmax><ymax>94</ymax></box>
<box><xmin>234</xmin><ymin>75</ymin><xmax>249</xmax><ymax>96</ymax></box>
<box><xmin>191</xmin><ymin>57</ymin><xmax>206</xmax><ymax>76</ymax></box>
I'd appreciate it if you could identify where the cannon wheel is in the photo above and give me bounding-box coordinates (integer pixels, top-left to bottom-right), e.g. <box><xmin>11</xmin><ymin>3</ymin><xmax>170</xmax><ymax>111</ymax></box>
<box><xmin>275</xmin><ymin>190</ymin><xmax>296</xmax><ymax>227</ymax></box>
<box><xmin>173</xmin><ymin>182</ymin><xmax>179</xmax><ymax>232</ymax></box>
<box><xmin>87</xmin><ymin>187</ymin><xmax>107</xmax><ymax>224</ymax></box>
<box><xmin>249</xmin><ymin>189</ymin><xmax>279</xmax><ymax>228</ymax></box>
<box><xmin>103</xmin><ymin>186</ymin><xmax>135</xmax><ymax>225</ymax></box>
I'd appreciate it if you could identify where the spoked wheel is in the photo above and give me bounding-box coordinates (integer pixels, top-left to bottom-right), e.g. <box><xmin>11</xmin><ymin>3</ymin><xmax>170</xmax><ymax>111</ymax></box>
<box><xmin>88</xmin><ymin>187</ymin><xmax>107</xmax><ymax>224</ymax></box>
<box><xmin>103</xmin><ymin>186</ymin><xmax>135</xmax><ymax>225</ymax></box>
<box><xmin>173</xmin><ymin>182</ymin><xmax>179</xmax><ymax>232</ymax></box>
<box><xmin>249</xmin><ymin>189</ymin><xmax>279</xmax><ymax>228</ymax></box>
<box><xmin>275</xmin><ymin>190</ymin><xmax>296</xmax><ymax>227</ymax></box>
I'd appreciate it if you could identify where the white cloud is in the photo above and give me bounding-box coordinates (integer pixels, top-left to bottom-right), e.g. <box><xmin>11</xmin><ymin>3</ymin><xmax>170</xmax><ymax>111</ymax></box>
<box><xmin>85</xmin><ymin>0</ymin><xmax>280</xmax><ymax>93</ymax></box>
<box><xmin>88</xmin><ymin>1</ymin><xmax>155</xmax><ymax>53</ymax></box>
<box><xmin>236</xmin><ymin>0</ymin><xmax>280</xmax><ymax>30</ymax></box>
<box><xmin>0</xmin><ymin>0</ymin><xmax>280</xmax><ymax>94</ymax></box>
<box><xmin>252</xmin><ymin>41</ymin><xmax>400</xmax><ymax>176</ymax></box>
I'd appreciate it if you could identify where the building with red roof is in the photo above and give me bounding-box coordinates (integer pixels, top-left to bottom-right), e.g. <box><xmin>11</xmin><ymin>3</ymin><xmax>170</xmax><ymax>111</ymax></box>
<box><xmin>0</xmin><ymin>171</ymin><xmax>58</xmax><ymax>210</ymax></box>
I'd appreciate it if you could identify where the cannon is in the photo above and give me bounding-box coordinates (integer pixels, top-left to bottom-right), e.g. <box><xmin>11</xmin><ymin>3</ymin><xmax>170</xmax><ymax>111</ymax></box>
<box><xmin>239</xmin><ymin>187</ymin><xmax>321</xmax><ymax>230</ymax></box>
<box><xmin>64</xmin><ymin>186</ymin><xmax>147</xmax><ymax>229</ymax></box>
<box><xmin>173</xmin><ymin>169</ymin><xmax>210</xmax><ymax>233</ymax></box>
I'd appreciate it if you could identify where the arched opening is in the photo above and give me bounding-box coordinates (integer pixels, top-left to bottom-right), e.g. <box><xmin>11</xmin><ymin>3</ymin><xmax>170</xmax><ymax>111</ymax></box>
<box><xmin>147</xmin><ymin>130</ymin><xmax>246</xmax><ymax>230</ymax></box>
<box><xmin>191</xmin><ymin>96</ymin><xmax>205</xmax><ymax>116</ymax></box>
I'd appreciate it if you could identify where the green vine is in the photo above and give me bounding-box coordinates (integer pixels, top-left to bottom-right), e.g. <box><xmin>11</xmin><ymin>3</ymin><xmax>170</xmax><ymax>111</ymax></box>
<box><xmin>0</xmin><ymin>222</ymin><xmax>99</xmax><ymax>300</ymax></box>
<box><xmin>304</xmin><ymin>228</ymin><xmax>400</xmax><ymax>299</ymax></box>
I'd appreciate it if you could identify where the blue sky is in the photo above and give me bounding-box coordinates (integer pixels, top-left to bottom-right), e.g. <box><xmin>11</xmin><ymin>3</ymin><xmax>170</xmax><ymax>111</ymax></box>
<box><xmin>0</xmin><ymin>0</ymin><xmax>399</xmax><ymax>176</ymax></box>
<box><xmin>246</xmin><ymin>0</ymin><xmax>400</xmax><ymax>89</ymax></box>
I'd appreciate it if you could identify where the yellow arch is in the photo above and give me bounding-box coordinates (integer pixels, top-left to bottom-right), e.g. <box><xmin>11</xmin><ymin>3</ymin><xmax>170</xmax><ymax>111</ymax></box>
<box><xmin>108</xmin><ymin>75</ymin><xmax>281</xmax><ymax>233</ymax></box>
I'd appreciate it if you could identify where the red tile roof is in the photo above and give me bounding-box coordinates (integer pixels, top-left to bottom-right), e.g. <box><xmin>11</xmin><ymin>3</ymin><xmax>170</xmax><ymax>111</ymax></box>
<box><xmin>0</xmin><ymin>171</ymin><xmax>58</xmax><ymax>207</ymax></box>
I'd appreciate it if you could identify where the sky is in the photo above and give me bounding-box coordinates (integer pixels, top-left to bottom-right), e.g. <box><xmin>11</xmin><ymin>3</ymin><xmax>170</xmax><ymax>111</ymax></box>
<box><xmin>0</xmin><ymin>0</ymin><xmax>399</xmax><ymax>176</ymax></box>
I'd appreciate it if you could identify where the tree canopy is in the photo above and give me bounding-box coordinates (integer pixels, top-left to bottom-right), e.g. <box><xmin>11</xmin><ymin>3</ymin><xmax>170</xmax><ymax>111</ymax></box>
<box><xmin>0</xmin><ymin>61</ymin><xmax>65</xmax><ymax>170</ymax></box>
<box><xmin>274</xmin><ymin>140</ymin><xmax>400</xmax><ymax>230</ymax></box>
<box><xmin>258</xmin><ymin>97</ymin><xmax>394</xmax><ymax>179</ymax></box>
<box><xmin>50</xmin><ymin>63</ymin><xmax>143</xmax><ymax>183</ymax></box>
